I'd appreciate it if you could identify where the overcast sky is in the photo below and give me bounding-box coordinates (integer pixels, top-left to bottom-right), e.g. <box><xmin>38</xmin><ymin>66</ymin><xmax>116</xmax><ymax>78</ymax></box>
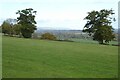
<box><xmin>0</xmin><ymin>0</ymin><xmax>119</xmax><ymax>30</ymax></box>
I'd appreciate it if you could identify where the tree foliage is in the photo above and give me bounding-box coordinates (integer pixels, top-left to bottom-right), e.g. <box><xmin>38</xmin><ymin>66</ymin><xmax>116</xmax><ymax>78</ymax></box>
<box><xmin>1</xmin><ymin>21</ymin><xmax>13</xmax><ymax>35</ymax></box>
<box><xmin>13</xmin><ymin>24</ymin><xmax>21</xmax><ymax>35</ymax></box>
<box><xmin>1</xmin><ymin>19</ymin><xmax>21</xmax><ymax>36</ymax></box>
<box><xmin>16</xmin><ymin>8</ymin><xmax>37</xmax><ymax>38</ymax></box>
<box><xmin>83</xmin><ymin>9</ymin><xmax>115</xmax><ymax>44</ymax></box>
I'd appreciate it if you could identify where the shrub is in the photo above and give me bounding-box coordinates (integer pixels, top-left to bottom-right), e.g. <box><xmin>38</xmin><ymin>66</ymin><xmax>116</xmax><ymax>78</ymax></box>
<box><xmin>41</xmin><ymin>33</ymin><xmax>57</xmax><ymax>40</ymax></box>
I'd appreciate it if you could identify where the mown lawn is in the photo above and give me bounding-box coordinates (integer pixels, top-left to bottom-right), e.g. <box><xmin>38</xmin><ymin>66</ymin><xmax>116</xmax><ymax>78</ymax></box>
<box><xmin>2</xmin><ymin>36</ymin><xmax>118</xmax><ymax>78</ymax></box>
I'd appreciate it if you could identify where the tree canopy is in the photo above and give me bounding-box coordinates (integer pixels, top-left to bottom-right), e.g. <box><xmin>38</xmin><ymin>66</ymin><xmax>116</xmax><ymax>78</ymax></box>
<box><xmin>83</xmin><ymin>9</ymin><xmax>115</xmax><ymax>44</ymax></box>
<box><xmin>1</xmin><ymin>19</ymin><xmax>20</xmax><ymax>36</ymax></box>
<box><xmin>16</xmin><ymin>8</ymin><xmax>37</xmax><ymax>38</ymax></box>
<box><xmin>1</xmin><ymin>21</ymin><xmax>12</xmax><ymax>35</ymax></box>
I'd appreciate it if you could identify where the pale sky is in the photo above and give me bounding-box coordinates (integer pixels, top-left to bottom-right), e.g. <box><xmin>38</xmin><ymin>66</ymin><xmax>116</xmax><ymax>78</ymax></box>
<box><xmin>0</xmin><ymin>0</ymin><xmax>119</xmax><ymax>30</ymax></box>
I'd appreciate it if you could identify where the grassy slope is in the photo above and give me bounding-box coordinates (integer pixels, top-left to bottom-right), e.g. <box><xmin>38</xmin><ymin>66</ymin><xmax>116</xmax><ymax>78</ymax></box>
<box><xmin>70</xmin><ymin>38</ymin><xmax>118</xmax><ymax>45</ymax></box>
<box><xmin>2</xmin><ymin>36</ymin><xmax>118</xmax><ymax>78</ymax></box>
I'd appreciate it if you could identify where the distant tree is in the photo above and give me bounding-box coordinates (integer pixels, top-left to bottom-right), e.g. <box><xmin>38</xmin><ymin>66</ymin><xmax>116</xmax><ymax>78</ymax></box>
<box><xmin>1</xmin><ymin>21</ymin><xmax>12</xmax><ymax>35</ymax></box>
<box><xmin>41</xmin><ymin>33</ymin><xmax>57</xmax><ymax>40</ymax></box>
<box><xmin>16</xmin><ymin>8</ymin><xmax>37</xmax><ymax>38</ymax></box>
<box><xmin>1</xmin><ymin>18</ymin><xmax>18</xmax><ymax>36</ymax></box>
<box><xmin>5</xmin><ymin>18</ymin><xmax>17</xmax><ymax>25</ymax></box>
<box><xmin>83</xmin><ymin>9</ymin><xmax>115</xmax><ymax>44</ymax></box>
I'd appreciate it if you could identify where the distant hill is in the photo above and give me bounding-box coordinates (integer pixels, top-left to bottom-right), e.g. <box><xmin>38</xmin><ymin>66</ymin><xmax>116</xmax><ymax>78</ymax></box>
<box><xmin>36</xmin><ymin>28</ymin><xmax>118</xmax><ymax>34</ymax></box>
<box><xmin>36</xmin><ymin>29</ymin><xmax>83</xmax><ymax>34</ymax></box>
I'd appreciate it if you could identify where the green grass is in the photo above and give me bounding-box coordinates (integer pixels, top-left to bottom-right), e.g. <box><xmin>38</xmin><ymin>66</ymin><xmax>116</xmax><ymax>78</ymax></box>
<box><xmin>70</xmin><ymin>38</ymin><xmax>118</xmax><ymax>45</ymax></box>
<box><xmin>2</xmin><ymin>36</ymin><xmax>118</xmax><ymax>78</ymax></box>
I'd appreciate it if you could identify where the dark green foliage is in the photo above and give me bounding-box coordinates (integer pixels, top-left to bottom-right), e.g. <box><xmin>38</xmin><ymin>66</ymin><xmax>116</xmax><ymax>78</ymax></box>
<box><xmin>41</xmin><ymin>33</ymin><xmax>57</xmax><ymax>40</ymax></box>
<box><xmin>83</xmin><ymin>9</ymin><xmax>115</xmax><ymax>44</ymax></box>
<box><xmin>0</xmin><ymin>26</ymin><xmax>2</xmax><ymax>33</ymax></box>
<box><xmin>21</xmin><ymin>31</ymin><xmax>32</xmax><ymax>38</ymax></box>
<box><xmin>16</xmin><ymin>8</ymin><xmax>37</xmax><ymax>38</ymax></box>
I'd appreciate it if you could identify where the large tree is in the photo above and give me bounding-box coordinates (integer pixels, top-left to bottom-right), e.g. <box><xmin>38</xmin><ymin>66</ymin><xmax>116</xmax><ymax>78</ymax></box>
<box><xmin>16</xmin><ymin>8</ymin><xmax>37</xmax><ymax>38</ymax></box>
<box><xmin>83</xmin><ymin>9</ymin><xmax>115</xmax><ymax>44</ymax></box>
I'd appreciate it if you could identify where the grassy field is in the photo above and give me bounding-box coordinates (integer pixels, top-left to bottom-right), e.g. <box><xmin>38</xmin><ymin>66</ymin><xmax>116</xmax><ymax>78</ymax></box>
<box><xmin>70</xmin><ymin>38</ymin><xmax>118</xmax><ymax>45</ymax></box>
<box><xmin>2</xmin><ymin>36</ymin><xmax>118</xmax><ymax>78</ymax></box>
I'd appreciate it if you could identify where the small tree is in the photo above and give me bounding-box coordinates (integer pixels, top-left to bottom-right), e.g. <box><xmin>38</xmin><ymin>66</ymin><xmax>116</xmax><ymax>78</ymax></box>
<box><xmin>83</xmin><ymin>9</ymin><xmax>115</xmax><ymax>44</ymax></box>
<box><xmin>16</xmin><ymin>8</ymin><xmax>37</xmax><ymax>38</ymax></box>
<box><xmin>1</xmin><ymin>21</ymin><xmax>12</xmax><ymax>35</ymax></box>
<box><xmin>41</xmin><ymin>33</ymin><xmax>57</xmax><ymax>40</ymax></box>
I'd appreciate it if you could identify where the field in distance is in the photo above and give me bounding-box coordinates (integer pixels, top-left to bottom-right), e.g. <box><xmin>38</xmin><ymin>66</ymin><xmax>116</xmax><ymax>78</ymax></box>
<box><xmin>2</xmin><ymin>36</ymin><xmax>118</xmax><ymax>78</ymax></box>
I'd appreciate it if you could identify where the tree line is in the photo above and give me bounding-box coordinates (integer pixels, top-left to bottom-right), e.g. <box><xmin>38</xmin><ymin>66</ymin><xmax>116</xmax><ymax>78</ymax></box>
<box><xmin>1</xmin><ymin>8</ymin><xmax>37</xmax><ymax>38</ymax></box>
<box><xmin>0</xmin><ymin>8</ymin><xmax>116</xmax><ymax>44</ymax></box>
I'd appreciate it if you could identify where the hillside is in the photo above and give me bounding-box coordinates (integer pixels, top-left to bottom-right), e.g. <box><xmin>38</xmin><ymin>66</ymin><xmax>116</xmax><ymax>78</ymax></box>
<box><xmin>2</xmin><ymin>36</ymin><xmax>118</xmax><ymax>78</ymax></box>
<box><xmin>36</xmin><ymin>29</ymin><xmax>118</xmax><ymax>34</ymax></box>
